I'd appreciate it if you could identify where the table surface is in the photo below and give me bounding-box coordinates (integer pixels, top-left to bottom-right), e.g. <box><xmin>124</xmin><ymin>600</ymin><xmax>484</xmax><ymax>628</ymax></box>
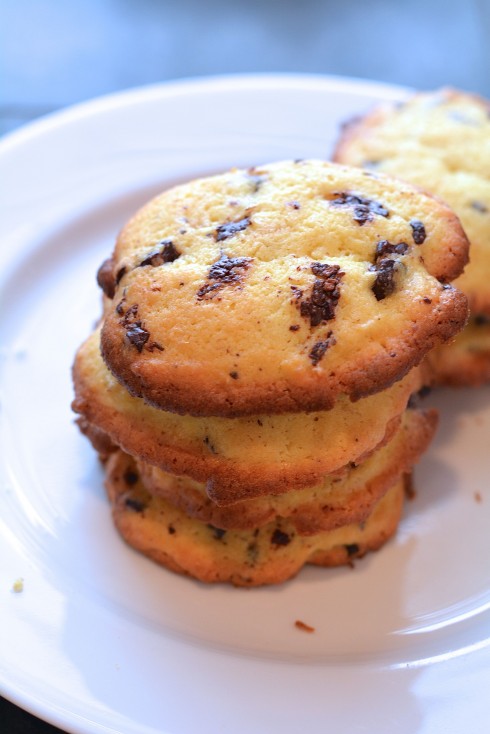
<box><xmin>1</xmin><ymin>0</ymin><xmax>489</xmax><ymax>732</ymax></box>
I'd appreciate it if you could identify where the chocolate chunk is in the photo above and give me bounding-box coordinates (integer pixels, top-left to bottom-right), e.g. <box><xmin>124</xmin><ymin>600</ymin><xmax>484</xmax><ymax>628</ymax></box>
<box><xmin>309</xmin><ymin>332</ymin><xmax>336</xmax><ymax>366</ymax></box>
<box><xmin>246</xmin><ymin>170</ymin><xmax>267</xmax><ymax>191</ymax></box>
<box><xmin>290</xmin><ymin>285</ymin><xmax>303</xmax><ymax>301</ymax></box>
<box><xmin>289</xmin><ymin>324</ymin><xmax>300</xmax><ymax>331</ymax></box>
<box><xmin>139</xmin><ymin>239</ymin><xmax>180</xmax><ymax>267</ymax></box>
<box><xmin>121</xmin><ymin>303</ymin><xmax>138</xmax><ymax>324</ymax></box>
<box><xmin>96</xmin><ymin>258</ymin><xmax>116</xmax><ymax>299</ymax></box>
<box><xmin>215</xmin><ymin>217</ymin><xmax>251</xmax><ymax>242</ymax></box>
<box><xmin>197</xmin><ymin>253</ymin><xmax>252</xmax><ymax>300</ymax></box>
<box><xmin>229</xmin><ymin>371</ymin><xmax>239</xmax><ymax>379</ymax></box>
<box><xmin>126</xmin><ymin>322</ymin><xmax>150</xmax><ymax>352</ymax></box>
<box><xmin>328</xmin><ymin>191</ymin><xmax>389</xmax><ymax>225</ymax></box>
<box><xmin>298</xmin><ymin>263</ymin><xmax>344</xmax><ymax>327</ymax></box>
<box><xmin>116</xmin><ymin>266</ymin><xmax>127</xmax><ymax>284</ymax></box>
<box><xmin>474</xmin><ymin>314</ymin><xmax>490</xmax><ymax>326</ymax></box>
<box><xmin>344</xmin><ymin>543</ymin><xmax>359</xmax><ymax>557</ymax></box>
<box><xmin>168</xmin><ymin>525</ymin><xmax>176</xmax><ymax>534</ymax></box>
<box><xmin>471</xmin><ymin>201</ymin><xmax>488</xmax><ymax>214</ymax></box>
<box><xmin>271</xmin><ymin>528</ymin><xmax>291</xmax><ymax>546</ymax></box>
<box><xmin>409</xmin><ymin>219</ymin><xmax>427</xmax><ymax>244</ymax></box>
<box><xmin>203</xmin><ymin>436</ymin><xmax>217</xmax><ymax>454</ymax></box>
<box><xmin>125</xmin><ymin>497</ymin><xmax>146</xmax><ymax>512</ymax></box>
<box><xmin>376</xmin><ymin>240</ymin><xmax>408</xmax><ymax>259</ymax></box>
<box><xmin>286</xmin><ymin>200</ymin><xmax>301</xmax><ymax>209</ymax></box>
<box><xmin>123</xmin><ymin>470</ymin><xmax>139</xmax><ymax>486</ymax></box>
<box><xmin>147</xmin><ymin>341</ymin><xmax>164</xmax><ymax>352</ymax></box>
<box><xmin>372</xmin><ymin>259</ymin><xmax>398</xmax><ymax>301</ymax></box>
<box><xmin>207</xmin><ymin>524</ymin><xmax>226</xmax><ymax>540</ymax></box>
<box><xmin>408</xmin><ymin>385</ymin><xmax>432</xmax><ymax>409</ymax></box>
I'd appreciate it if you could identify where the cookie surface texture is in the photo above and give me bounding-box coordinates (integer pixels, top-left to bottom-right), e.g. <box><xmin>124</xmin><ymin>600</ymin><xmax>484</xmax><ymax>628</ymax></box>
<box><xmin>99</xmin><ymin>159</ymin><xmax>468</xmax><ymax>416</ymax></box>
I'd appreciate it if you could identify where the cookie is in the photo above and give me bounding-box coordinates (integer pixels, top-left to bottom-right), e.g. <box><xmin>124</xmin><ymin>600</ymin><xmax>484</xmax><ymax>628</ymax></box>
<box><xmin>137</xmin><ymin>407</ymin><xmax>437</xmax><ymax>534</ymax></box>
<box><xmin>105</xmin><ymin>449</ymin><xmax>406</xmax><ymax>586</ymax></box>
<box><xmin>425</xmin><ymin>315</ymin><xmax>490</xmax><ymax>386</ymax></box>
<box><xmin>333</xmin><ymin>88</ymin><xmax>490</xmax><ymax>385</ymax></box>
<box><xmin>73</xmin><ymin>327</ymin><xmax>421</xmax><ymax>503</ymax></box>
<box><xmin>98</xmin><ymin>159</ymin><xmax>468</xmax><ymax>416</ymax></box>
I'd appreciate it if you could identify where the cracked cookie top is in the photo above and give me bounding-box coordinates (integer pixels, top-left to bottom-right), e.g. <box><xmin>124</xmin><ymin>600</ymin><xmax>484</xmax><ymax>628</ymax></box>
<box><xmin>99</xmin><ymin>159</ymin><xmax>469</xmax><ymax>416</ymax></box>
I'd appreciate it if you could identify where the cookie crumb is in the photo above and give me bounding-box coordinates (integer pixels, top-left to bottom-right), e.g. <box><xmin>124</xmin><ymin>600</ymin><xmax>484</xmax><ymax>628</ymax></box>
<box><xmin>474</xmin><ymin>491</ymin><xmax>482</xmax><ymax>503</ymax></box>
<box><xmin>295</xmin><ymin>619</ymin><xmax>315</xmax><ymax>633</ymax></box>
<box><xmin>12</xmin><ymin>578</ymin><xmax>24</xmax><ymax>593</ymax></box>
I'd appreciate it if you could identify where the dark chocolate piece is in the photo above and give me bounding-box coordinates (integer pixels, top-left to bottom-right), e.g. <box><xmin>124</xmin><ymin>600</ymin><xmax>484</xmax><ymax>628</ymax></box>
<box><xmin>344</xmin><ymin>543</ymin><xmax>359</xmax><ymax>557</ymax></box>
<box><xmin>471</xmin><ymin>201</ymin><xmax>488</xmax><ymax>214</ymax></box>
<box><xmin>215</xmin><ymin>217</ymin><xmax>251</xmax><ymax>242</ymax></box>
<box><xmin>474</xmin><ymin>314</ymin><xmax>490</xmax><ymax>326</ymax></box>
<box><xmin>197</xmin><ymin>253</ymin><xmax>252</xmax><ymax>300</ymax></box>
<box><xmin>372</xmin><ymin>259</ymin><xmax>398</xmax><ymax>301</ymax></box>
<box><xmin>298</xmin><ymin>263</ymin><xmax>344</xmax><ymax>327</ymax></box>
<box><xmin>123</xmin><ymin>470</ymin><xmax>139</xmax><ymax>486</ymax></box>
<box><xmin>125</xmin><ymin>497</ymin><xmax>146</xmax><ymax>512</ymax></box>
<box><xmin>328</xmin><ymin>191</ymin><xmax>389</xmax><ymax>225</ymax></box>
<box><xmin>139</xmin><ymin>239</ymin><xmax>180</xmax><ymax>267</ymax></box>
<box><xmin>116</xmin><ymin>266</ymin><xmax>127</xmax><ymax>284</ymax></box>
<box><xmin>203</xmin><ymin>436</ymin><xmax>217</xmax><ymax>454</ymax></box>
<box><xmin>376</xmin><ymin>240</ymin><xmax>409</xmax><ymax>259</ymax></box>
<box><xmin>246</xmin><ymin>171</ymin><xmax>266</xmax><ymax>192</ymax></box>
<box><xmin>409</xmin><ymin>219</ymin><xmax>427</xmax><ymax>245</ymax></box>
<box><xmin>309</xmin><ymin>332</ymin><xmax>335</xmax><ymax>366</ymax></box>
<box><xmin>207</xmin><ymin>524</ymin><xmax>226</xmax><ymax>540</ymax></box>
<box><xmin>97</xmin><ymin>258</ymin><xmax>116</xmax><ymax>299</ymax></box>
<box><xmin>271</xmin><ymin>528</ymin><xmax>291</xmax><ymax>546</ymax></box>
<box><xmin>147</xmin><ymin>341</ymin><xmax>164</xmax><ymax>352</ymax></box>
<box><xmin>126</xmin><ymin>323</ymin><xmax>150</xmax><ymax>352</ymax></box>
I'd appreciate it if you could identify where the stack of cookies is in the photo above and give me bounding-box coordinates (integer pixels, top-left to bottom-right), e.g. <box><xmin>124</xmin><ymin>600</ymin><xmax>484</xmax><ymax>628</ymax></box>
<box><xmin>72</xmin><ymin>160</ymin><xmax>469</xmax><ymax>586</ymax></box>
<box><xmin>334</xmin><ymin>88</ymin><xmax>490</xmax><ymax>387</ymax></box>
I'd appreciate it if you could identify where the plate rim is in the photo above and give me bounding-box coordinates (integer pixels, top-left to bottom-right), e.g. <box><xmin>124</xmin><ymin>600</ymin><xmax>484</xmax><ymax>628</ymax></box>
<box><xmin>0</xmin><ymin>71</ymin><xmax>409</xmax><ymax>154</ymax></box>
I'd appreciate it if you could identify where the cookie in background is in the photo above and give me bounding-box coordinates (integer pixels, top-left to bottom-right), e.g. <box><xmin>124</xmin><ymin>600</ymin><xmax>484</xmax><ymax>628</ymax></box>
<box><xmin>333</xmin><ymin>88</ymin><xmax>490</xmax><ymax>387</ymax></box>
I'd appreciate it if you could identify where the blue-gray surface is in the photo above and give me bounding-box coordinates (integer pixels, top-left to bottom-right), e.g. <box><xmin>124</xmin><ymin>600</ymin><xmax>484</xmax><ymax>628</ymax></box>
<box><xmin>1</xmin><ymin>0</ymin><xmax>489</xmax><ymax>134</ymax></box>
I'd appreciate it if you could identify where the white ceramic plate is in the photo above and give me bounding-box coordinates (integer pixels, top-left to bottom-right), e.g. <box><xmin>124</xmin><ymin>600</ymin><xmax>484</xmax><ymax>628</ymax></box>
<box><xmin>1</xmin><ymin>74</ymin><xmax>489</xmax><ymax>734</ymax></box>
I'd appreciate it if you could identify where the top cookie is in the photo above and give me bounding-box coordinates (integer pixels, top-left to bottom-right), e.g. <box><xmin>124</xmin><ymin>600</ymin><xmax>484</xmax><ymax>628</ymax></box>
<box><xmin>99</xmin><ymin>159</ymin><xmax>468</xmax><ymax>416</ymax></box>
<box><xmin>334</xmin><ymin>88</ymin><xmax>490</xmax><ymax>316</ymax></box>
